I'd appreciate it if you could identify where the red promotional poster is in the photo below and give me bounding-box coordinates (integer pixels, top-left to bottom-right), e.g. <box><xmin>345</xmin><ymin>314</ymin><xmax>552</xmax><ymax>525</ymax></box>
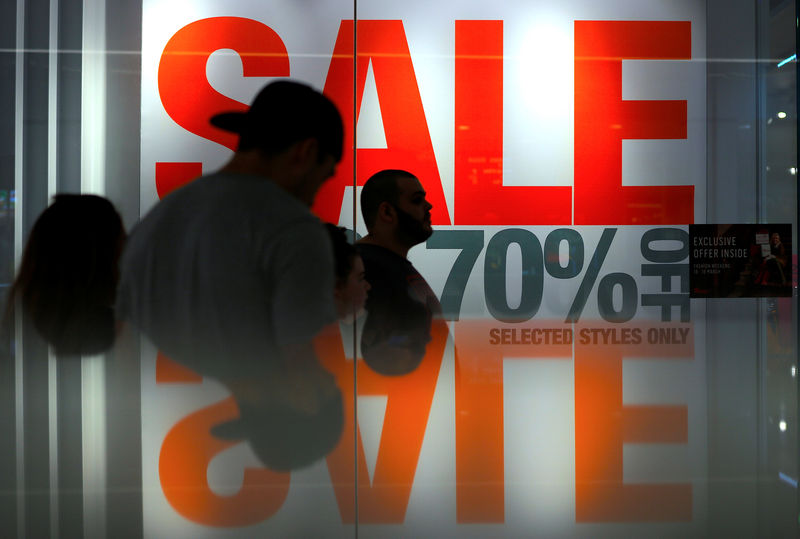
<box><xmin>140</xmin><ymin>1</ymin><xmax>707</xmax><ymax>536</ymax></box>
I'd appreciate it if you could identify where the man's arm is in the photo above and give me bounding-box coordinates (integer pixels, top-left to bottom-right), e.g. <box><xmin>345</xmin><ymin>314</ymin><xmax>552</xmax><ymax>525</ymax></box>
<box><xmin>265</xmin><ymin>221</ymin><xmax>338</xmax><ymax>409</ymax></box>
<box><xmin>268</xmin><ymin>220</ymin><xmax>336</xmax><ymax>341</ymax></box>
<box><xmin>274</xmin><ymin>341</ymin><xmax>339</xmax><ymax>414</ymax></box>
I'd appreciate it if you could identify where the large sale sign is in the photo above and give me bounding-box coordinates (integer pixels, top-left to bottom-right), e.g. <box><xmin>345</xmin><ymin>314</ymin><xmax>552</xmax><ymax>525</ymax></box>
<box><xmin>140</xmin><ymin>0</ymin><xmax>707</xmax><ymax>536</ymax></box>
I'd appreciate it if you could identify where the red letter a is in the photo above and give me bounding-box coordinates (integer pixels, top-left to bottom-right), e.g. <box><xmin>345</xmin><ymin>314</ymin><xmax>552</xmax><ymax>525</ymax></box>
<box><xmin>315</xmin><ymin>20</ymin><xmax>451</xmax><ymax>225</ymax></box>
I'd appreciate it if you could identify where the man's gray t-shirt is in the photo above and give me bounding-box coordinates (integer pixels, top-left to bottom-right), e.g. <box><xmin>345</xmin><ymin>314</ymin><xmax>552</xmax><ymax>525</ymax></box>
<box><xmin>116</xmin><ymin>172</ymin><xmax>336</xmax><ymax>379</ymax></box>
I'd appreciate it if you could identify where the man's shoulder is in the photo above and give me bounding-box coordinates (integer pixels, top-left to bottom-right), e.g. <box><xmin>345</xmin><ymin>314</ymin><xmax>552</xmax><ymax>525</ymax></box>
<box><xmin>356</xmin><ymin>243</ymin><xmax>407</xmax><ymax>265</ymax></box>
<box><xmin>356</xmin><ymin>243</ymin><xmax>422</xmax><ymax>289</ymax></box>
<box><xmin>139</xmin><ymin>172</ymin><xmax>317</xmax><ymax>231</ymax></box>
<box><xmin>163</xmin><ymin>171</ymin><xmax>297</xmax><ymax>204</ymax></box>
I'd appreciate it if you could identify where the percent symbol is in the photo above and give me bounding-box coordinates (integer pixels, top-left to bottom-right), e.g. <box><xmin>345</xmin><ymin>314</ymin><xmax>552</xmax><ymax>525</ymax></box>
<box><xmin>564</xmin><ymin>228</ymin><xmax>617</xmax><ymax>323</ymax></box>
<box><xmin>428</xmin><ymin>228</ymin><xmax>625</xmax><ymax>323</ymax></box>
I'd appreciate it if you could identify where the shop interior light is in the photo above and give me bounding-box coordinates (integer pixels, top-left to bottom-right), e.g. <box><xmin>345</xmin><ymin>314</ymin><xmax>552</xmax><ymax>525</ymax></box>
<box><xmin>790</xmin><ymin>167</ymin><xmax>797</xmax><ymax>175</ymax></box>
<box><xmin>777</xmin><ymin>54</ymin><xmax>796</xmax><ymax>68</ymax></box>
<box><xmin>779</xmin><ymin>420</ymin><xmax>787</xmax><ymax>432</ymax></box>
<box><xmin>792</xmin><ymin>365</ymin><xmax>797</xmax><ymax>377</ymax></box>
<box><xmin>777</xmin><ymin>111</ymin><xmax>788</xmax><ymax>119</ymax></box>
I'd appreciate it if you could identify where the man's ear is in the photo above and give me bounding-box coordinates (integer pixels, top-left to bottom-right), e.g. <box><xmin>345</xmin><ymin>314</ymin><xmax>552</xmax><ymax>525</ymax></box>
<box><xmin>289</xmin><ymin>138</ymin><xmax>319</xmax><ymax>170</ymax></box>
<box><xmin>377</xmin><ymin>201</ymin><xmax>396</xmax><ymax>224</ymax></box>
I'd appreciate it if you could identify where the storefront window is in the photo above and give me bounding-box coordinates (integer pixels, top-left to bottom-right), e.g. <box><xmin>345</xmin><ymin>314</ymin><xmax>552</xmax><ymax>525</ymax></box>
<box><xmin>1</xmin><ymin>0</ymin><xmax>797</xmax><ymax>536</ymax></box>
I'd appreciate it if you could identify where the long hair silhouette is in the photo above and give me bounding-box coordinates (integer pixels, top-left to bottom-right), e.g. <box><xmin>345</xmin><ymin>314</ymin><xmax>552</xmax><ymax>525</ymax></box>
<box><xmin>5</xmin><ymin>194</ymin><xmax>125</xmax><ymax>354</ymax></box>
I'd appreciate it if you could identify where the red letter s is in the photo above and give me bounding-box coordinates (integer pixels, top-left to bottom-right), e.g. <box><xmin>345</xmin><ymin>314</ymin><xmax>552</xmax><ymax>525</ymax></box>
<box><xmin>156</xmin><ymin>17</ymin><xmax>289</xmax><ymax>198</ymax></box>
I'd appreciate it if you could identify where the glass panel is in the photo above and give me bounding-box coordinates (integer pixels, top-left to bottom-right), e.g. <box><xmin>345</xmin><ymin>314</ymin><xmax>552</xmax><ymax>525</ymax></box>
<box><xmin>0</xmin><ymin>2</ymin><xmax>18</xmax><ymax>535</ymax></box>
<box><xmin>354</xmin><ymin>0</ymin><xmax>705</xmax><ymax>535</ymax></box>
<box><xmin>136</xmin><ymin>2</ymin><xmax>356</xmax><ymax>536</ymax></box>
<box><xmin>760</xmin><ymin>0</ymin><xmax>798</xmax><ymax>534</ymax></box>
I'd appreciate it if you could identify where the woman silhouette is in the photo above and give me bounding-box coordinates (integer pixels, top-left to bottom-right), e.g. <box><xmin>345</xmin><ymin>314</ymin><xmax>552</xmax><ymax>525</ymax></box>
<box><xmin>4</xmin><ymin>194</ymin><xmax>126</xmax><ymax>355</ymax></box>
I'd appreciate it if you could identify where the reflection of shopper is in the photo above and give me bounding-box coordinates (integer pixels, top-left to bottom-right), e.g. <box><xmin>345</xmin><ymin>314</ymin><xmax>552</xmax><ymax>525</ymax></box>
<box><xmin>117</xmin><ymin>81</ymin><xmax>345</xmax><ymax>471</ymax></box>
<box><xmin>357</xmin><ymin>169</ymin><xmax>441</xmax><ymax>375</ymax></box>
<box><xmin>4</xmin><ymin>195</ymin><xmax>125</xmax><ymax>355</ymax></box>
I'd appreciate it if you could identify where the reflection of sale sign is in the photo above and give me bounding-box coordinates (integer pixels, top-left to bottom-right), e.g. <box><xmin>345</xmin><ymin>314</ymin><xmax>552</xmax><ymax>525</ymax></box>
<box><xmin>140</xmin><ymin>0</ymin><xmax>707</xmax><ymax>536</ymax></box>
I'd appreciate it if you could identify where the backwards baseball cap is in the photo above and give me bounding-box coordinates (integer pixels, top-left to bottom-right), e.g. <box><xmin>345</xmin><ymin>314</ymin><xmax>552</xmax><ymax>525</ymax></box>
<box><xmin>210</xmin><ymin>80</ymin><xmax>344</xmax><ymax>162</ymax></box>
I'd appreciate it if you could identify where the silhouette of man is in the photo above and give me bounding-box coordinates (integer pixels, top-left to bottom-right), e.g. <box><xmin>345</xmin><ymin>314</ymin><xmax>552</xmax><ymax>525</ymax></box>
<box><xmin>357</xmin><ymin>169</ymin><xmax>441</xmax><ymax>375</ymax></box>
<box><xmin>116</xmin><ymin>80</ymin><xmax>344</xmax><ymax>470</ymax></box>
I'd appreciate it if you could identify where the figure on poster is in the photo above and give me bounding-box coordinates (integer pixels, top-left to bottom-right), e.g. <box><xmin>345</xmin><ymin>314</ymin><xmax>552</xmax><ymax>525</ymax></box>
<box><xmin>766</xmin><ymin>231</ymin><xmax>789</xmax><ymax>284</ymax></box>
<box><xmin>2</xmin><ymin>194</ymin><xmax>126</xmax><ymax>355</ymax></box>
<box><xmin>755</xmin><ymin>230</ymin><xmax>789</xmax><ymax>287</ymax></box>
<box><xmin>116</xmin><ymin>80</ymin><xmax>346</xmax><ymax>471</ymax></box>
<box><xmin>356</xmin><ymin>169</ymin><xmax>442</xmax><ymax>375</ymax></box>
